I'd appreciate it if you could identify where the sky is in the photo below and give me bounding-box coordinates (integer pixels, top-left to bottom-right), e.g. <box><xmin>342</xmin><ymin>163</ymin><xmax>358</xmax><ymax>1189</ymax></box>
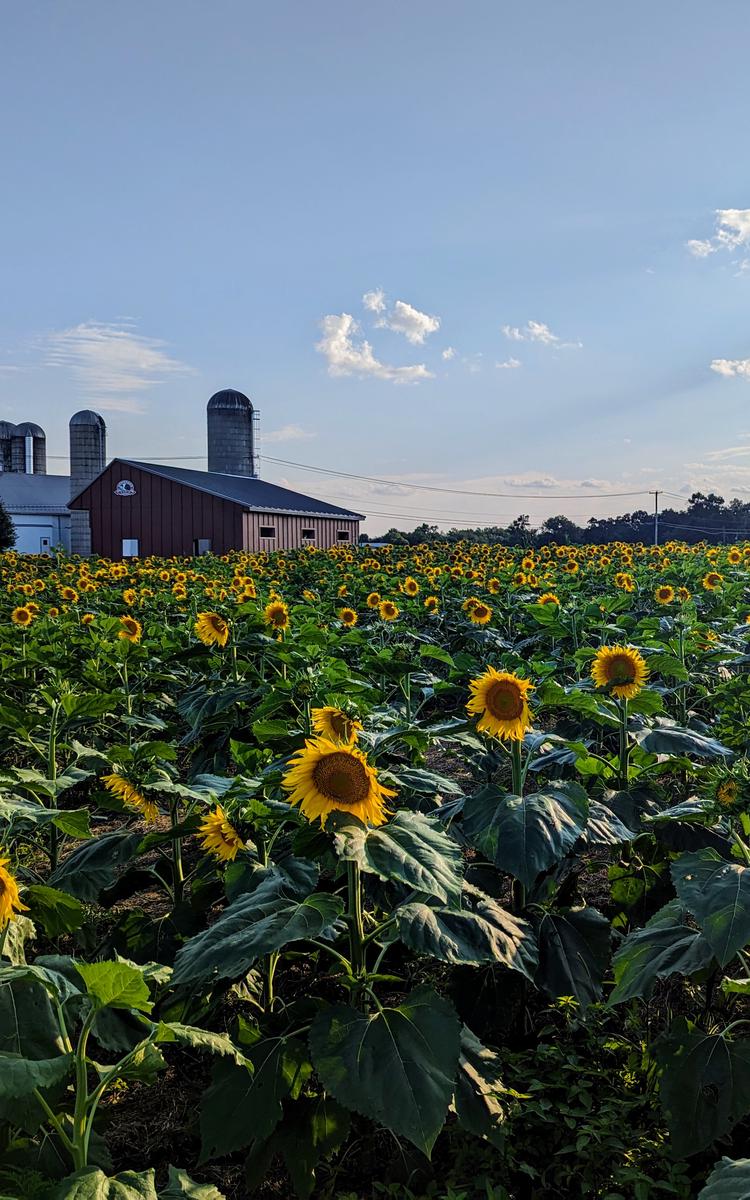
<box><xmin>1</xmin><ymin>1</ymin><xmax>750</xmax><ymax>535</ymax></box>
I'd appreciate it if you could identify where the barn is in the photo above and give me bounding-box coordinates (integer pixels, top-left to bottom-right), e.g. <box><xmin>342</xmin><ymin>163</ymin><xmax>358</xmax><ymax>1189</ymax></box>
<box><xmin>68</xmin><ymin>458</ymin><xmax>364</xmax><ymax>557</ymax></box>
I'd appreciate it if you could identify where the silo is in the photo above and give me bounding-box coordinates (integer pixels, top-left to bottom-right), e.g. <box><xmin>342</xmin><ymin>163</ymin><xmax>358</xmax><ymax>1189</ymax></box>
<box><xmin>69</xmin><ymin>410</ymin><xmax>107</xmax><ymax>556</ymax></box>
<box><xmin>0</xmin><ymin>422</ymin><xmax>18</xmax><ymax>472</ymax></box>
<box><xmin>207</xmin><ymin>389</ymin><xmax>258</xmax><ymax>477</ymax></box>
<box><xmin>15</xmin><ymin>422</ymin><xmax>47</xmax><ymax>475</ymax></box>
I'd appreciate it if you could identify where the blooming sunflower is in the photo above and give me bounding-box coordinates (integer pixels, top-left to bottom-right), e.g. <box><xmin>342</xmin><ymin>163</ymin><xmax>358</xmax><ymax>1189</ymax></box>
<box><xmin>195</xmin><ymin>611</ymin><xmax>230</xmax><ymax>648</ymax></box>
<box><xmin>123</xmin><ymin>588</ymin><xmax>137</xmax><ymax>607</ymax></box>
<box><xmin>678</xmin><ymin>586</ymin><xmax>691</xmax><ymax>602</ymax></box>
<box><xmin>102</xmin><ymin>773</ymin><xmax>158</xmax><ymax>823</ymax></box>
<box><xmin>537</xmin><ymin>593</ymin><xmax>560</xmax><ymax>606</ymax></box>
<box><xmin>312</xmin><ymin>706</ymin><xmax>363</xmax><ymax>744</ymax></box>
<box><xmin>591</xmin><ymin>645</ymin><xmax>649</xmax><ymax>700</ymax></box>
<box><xmin>282</xmin><ymin>737</ymin><xmax>395</xmax><ymax>826</ymax></box>
<box><xmin>118</xmin><ymin>615</ymin><xmax>142</xmax><ymax>643</ymax></box>
<box><xmin>366</xmin><ymin>592</ymin><xmax>381</xmax><ymax>609</ymax></box>
<box><xmin>702</xmin><ymin>571</ymin><xmax>724</xmax><ymax>591</ymax></box>
<box><xmin>198</xmin><ymin>805</ymin><xmax>244</xmax><ymax>862</ymax></box>
<box><xmin>0</xmin><ymin>855</ymin><xmax>29</xmax><ymax>927</ymax></box>
<box><xmin>403</xmin><ymin>577</ymin><xmax>420</xmax><ymax>596</ymax></box>
<box><xmin>378</xmin><ymin>599</ymin><xmax>399</xmax><ymax>621</ymax></box>
<box><xmin>338</xmin><ymin>607</ymin><xmax>358</xmax><ymax>627</ymax></box>
<box><xmin>468</xmin><ymin>601</ymin><xmax>493</xmax><ymax>625</ymax></box>
<box><xmin>654</xmin><ymin>585</ymin><xmax>675</xmax><ymax>605</ymax></box>
<box><xmin>11</xmin><ymin>606</ymin><xmax>33</xmax><ymax>627</ymax></box>
<box><xmin>466</xmin><ymin>668</ymin><xmax>533</xmax><ymax>741</ymax></box>
<box><xmin>424</xmin><ymin>595</ymin><xmax>439</xmax><ymax>613</ymax></box>
<box><xmin>264</xmin><ymin>600</ymin><xmax>290</xmax><ymax>631</ymax></box>
<box><xmin>81</xmin><ymin>613</ymin><xmax>95</xmax><ymax>626</ymax></box>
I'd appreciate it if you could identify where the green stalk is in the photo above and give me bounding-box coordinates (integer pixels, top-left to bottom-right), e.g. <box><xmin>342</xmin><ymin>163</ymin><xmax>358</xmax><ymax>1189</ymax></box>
<box><xmin>48</xmin><ymin>701</ymin><xmax>60</xmax><ymax>871</ymax></box>
<box><xmin>346</xmin><ymin>860</ymin><xmax>365</xmax><ymax>979</ymax></box>
<box><xmin>511</xmin><ymin>739</ymin><xmax>526</xmax><ymax>913</ymax></box>
<box><xmin>618</xmin><ymin>698</ymin><xmax>630</xmax><ymax>789</ymax></box>
<box><xmin>170</xmin><ymin>798</ymin><xmax>184</xmax><ymax>907</ymax></box>
<box><xmin>71</xmin><ymin>1009</ymin><xmax>97</xmax><ymax>1169</ymax></box>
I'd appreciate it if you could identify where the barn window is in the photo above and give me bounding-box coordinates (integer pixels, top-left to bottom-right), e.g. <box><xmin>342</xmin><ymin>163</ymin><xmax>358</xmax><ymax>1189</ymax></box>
<box><xmin>193</xmin><ymin>538</ymin><xmax>212</xmax><ymax>555</ymax></box>
<box><xmin>337</xmin><ymin>529</ymin><xmax>350</xmax><ymax>542</ymax></box>
<box><xmin>121</xmin><ymin>538</ymin><xmax>139</xmax><ymax>557</ymax></box>
<box><xmin>259</xmin><ymin>525</ymin><xmax>276</xmax><ymax>539</ymax></box>
<box><xmin>302</xmin><ymin>528</ymin><xmax>315</xmax><ymax>540</ymax></box>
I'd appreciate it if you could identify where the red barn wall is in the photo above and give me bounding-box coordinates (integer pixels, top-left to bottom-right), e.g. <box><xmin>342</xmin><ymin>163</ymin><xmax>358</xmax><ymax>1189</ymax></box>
<box><xmin>70</xmin><ymin>462</ymin><xmax>243</xmax><ymax>557</ymax></box>
<box><xmin>242</xmin><ymin>512</ymin><xmax>360</xmax><ymax>551</ymax></box>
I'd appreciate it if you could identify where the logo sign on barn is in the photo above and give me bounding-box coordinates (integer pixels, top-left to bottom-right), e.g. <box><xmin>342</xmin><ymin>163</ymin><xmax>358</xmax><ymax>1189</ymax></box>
<box><xmin>114</xmin><ymin>480</ymin><xmax>136</xmax><ymax>497</ymax></box>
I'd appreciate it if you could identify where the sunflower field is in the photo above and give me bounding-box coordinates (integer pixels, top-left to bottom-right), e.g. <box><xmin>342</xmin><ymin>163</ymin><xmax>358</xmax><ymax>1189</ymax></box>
<box><xmin>3</xmin><ymin>539</ymin><xmax>750</xmax><ymax>1199</ymax></box>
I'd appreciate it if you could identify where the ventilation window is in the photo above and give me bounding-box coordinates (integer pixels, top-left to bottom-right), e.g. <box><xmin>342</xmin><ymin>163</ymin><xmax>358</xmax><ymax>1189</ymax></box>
<box><xmin>337</xmin><ymin>530</ymin><xmax>350</xmax><ymax>542</ymax></box>
<box><xmin>302</xmin><ymin>528</ymin><xmax>315</xmax><ymax>540</ymax></box>
<box><xmin>121</xmin><ymin>538</ymin><xmax>139</xmax><ymax>557</ymax></box>
<box><xmin>193</xmin><ymin>538</ymin><xmax>211</xmax><ymax>555</ymax></box>
<box><xmin>259</xmin><ymin>526</ymin><xmax>276</xmax><ymax>539</ymax></box>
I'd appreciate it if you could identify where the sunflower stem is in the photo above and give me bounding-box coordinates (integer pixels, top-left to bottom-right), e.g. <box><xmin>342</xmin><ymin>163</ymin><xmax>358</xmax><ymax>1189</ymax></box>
<box><xmin>618</xmin><ymin>698</ymin><xmax>630</xmax><ymax>790</ymax></box>
<box><xmin>510</xmin><ymin>739</ymin><xmax>524</xmax><ymax>797</ymax></box>
<box><xmin>171</xmin><ymin>798</ymin><xmax>184</xmax><ymax>907</ymax></box>
<box><xmin>346</xmin><ymin>860</ymin><xmax>366</xmax><ymax>985</ymax></box>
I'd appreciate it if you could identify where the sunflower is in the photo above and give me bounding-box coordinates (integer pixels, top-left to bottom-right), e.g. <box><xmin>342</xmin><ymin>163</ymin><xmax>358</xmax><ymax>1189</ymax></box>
<box><xmin>366</xmin><ymin>592</ymin><xmax>381</xmax><ymax>609</ymax></box>
<box><xmin>198</xmin><ymin>805</ymin><xmax>244</xmax><ymax>862</ymax></box>
<box><xmin>282</xmin><ymin>737</ymin><xmax>395</xmax><ymax>826</ymax></box>
<box><xmin>728</xmin><ymin>548</ymin><xmax>742</xmax><ymax>565</ymax></box>
<box><xmin>468</xmin><ymin>601</ymin><xmax>493</xmax><ymax>625</ymax></box>
<box><xmin>81</xmin><ymin>613</ymin><xmax>95</xmax><ymax>626</ymax></box>
<box><xmin>378</xmin><ymin>599</ymin><xmax>399</xmax><ymax>621</ymax></box>
<box><xmin>122</xmin><ymin>588</ymin><xmax>137</xmax><ymax>607</ymax></box>
<box><xmin>423</xmin><ymin>595</ymin><xmax>439</xmax><ymax>613</ymax></box>
<box><xmin>102</xmin><ymin>773</ymin><xmax>158</xmax><ymax>823</ymax></box>
<box><xmin>654</xmin><ymin>585</ymin><xmax>675</xmax><ymax>605</ymax></box>
<box><xmin>60</xmin><ymin>587</ymin><xmax>79</xmax><ymax>603</ymax></box>
<box><xmin>717</xmin><ymin>779</ymin><xmax>740</xmax><ymax>807</ymax></box>
<box><xmin>466</xmin><ymin>668</ymin><xmax>533</xmax><ymax>741</ymax></box>
<box><xmin>537</xmin><ymin>593</ymin><xmax>560</xmax><ymax>606</ymax></box>
<box><xmin>48</xmin><ymin>606</ymin><xmax>60</xmax><ymax>618</ymax></box>
<box><xmin>338</xmin><ymin>607</ymin><xmax>358</xmax><ymax>627</ymax></box>
<box><xmin>195</xmin><ymin>611</ymin><xmax>230</xmax><ymax>648</ymax></box>
<box><xmin>702</xmin><ymin>571</ymin><xmax>724</xmax><ymax>591</ymax></box>
<box><xmin>0</xmin><ymin>855</ymin><xmax>29</xmax><ymax>928</ymax></box>
<box><xmin>264</xmin><ymin>600</ymin><xmax>290</xmax><ymax>631</ymax></box>
<box><xmin>678</xmin><ymin>586</ymin><xmax>691</xmax><ymax>602</ymax></box>
<box><xmin>118</xmin><ymin>615</ymin><xmax>142</xmax><ymax>643</ymax></box>
<box><xmin>591</xmin><ymin>645</ymin><xmax>649</xmax><ymax>700</ymax></box>
<box><xmin>11</xmin><ymin>606</ymin><xmax>33</xmax><ymax>627</ymax></box>
<box><xmin>312</xmin><ymin>706</ymin><xmax>363</xmax><ymax>744</ymax></box>
<box><xmin>403</xmin><ymin>577</ymin><xmax>420</xmax><ymax>596</ymax></box>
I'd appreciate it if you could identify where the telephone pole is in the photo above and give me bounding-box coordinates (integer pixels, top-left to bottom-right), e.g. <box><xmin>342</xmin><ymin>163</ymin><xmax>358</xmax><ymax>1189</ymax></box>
<box><xmin>650</xmin><ymin>490</ymin><xmax>660</xmax><ymax>546</ymax></box>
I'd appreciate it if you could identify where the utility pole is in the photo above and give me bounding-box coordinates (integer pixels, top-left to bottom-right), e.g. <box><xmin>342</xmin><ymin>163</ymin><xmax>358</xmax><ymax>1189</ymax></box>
<box><xmin>650</xmin><ymin>490</ymin><xmax>660</xmax><ymax>546</ymax></box>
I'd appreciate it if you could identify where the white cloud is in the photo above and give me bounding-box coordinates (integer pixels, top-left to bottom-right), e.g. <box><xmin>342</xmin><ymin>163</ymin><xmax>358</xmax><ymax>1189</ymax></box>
<box><xmin>263</xmin><ymin>424</ymin><xmax>317</xmax><ymax>444</ymax></box>
<box><xmin>501</xmin><ymin>319</ymin><xmax>580</xmax><ymax>348</ymax></box>
<box><xmin>316</xmin><ymin>313</ymin><xmax>433</xmax><ymax>384</ymax></box>
<box><xmin>43</xmin><ymin>320</ymin><xmax>192</xmax><ymax>411</ymax></box>
<box><xmin>442</xmin><ymin>346</ymin><xmax>456</xmax><ymax>360</ymax></box>
<box><xmin>687</xmin><ymin>209</ymin><xmax>750</xmax><ymax>264</ymax></box>
<box><xmin>362</xmin><ymin>289</ymin><xmax>387</xmax><ymax>314</ymax></box>
<box><xmin>378</xmin><ymin>299</ymin><xmax>440</xmax><ymax>345</ymax></box>
<box><xmin>711</xmin><ymin>357</ymin><xmax>750</xmax><ymax>379</ymax></box>
<box><xmin>496</xmin><ymin>357</ymin><xmax>521</xmax><ymax>370</ymax></box>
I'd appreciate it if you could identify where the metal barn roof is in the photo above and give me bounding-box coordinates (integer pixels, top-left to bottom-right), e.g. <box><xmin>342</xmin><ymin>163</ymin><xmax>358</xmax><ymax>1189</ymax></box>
<box><xmin>0</xmin><ymin>473</ymin><xmax>71</xmax><ymax>514</ymax></box>
<box><xmin>72</xmin><ymin>459</ymin><xmax>365</xmax><ymax>520</ymax></box>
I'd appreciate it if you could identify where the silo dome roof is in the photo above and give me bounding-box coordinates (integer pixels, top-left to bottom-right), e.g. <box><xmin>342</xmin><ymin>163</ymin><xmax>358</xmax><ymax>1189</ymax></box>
<box><xmin>15</xmin><ymin>421</ymin><xmax>45</xmax><ymax>438</ymax></box>
<box><xmin>70</xmin><ymin>410</ymin><xmax>106</xmax><ymax>428</ymax></box>
<box><xmin>0</xmin><ymin>421</ymin><xmax>19</xmax><ymax>439</ymax></box>
<box><xmin>207</xmin><ymin>389</ymin><xmax>253</xmax><ymax>411</ymax></box>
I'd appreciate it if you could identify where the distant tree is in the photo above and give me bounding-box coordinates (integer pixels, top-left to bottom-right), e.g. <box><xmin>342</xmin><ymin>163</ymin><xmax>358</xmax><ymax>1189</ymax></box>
<box><xmin>505</xmin><ymin>514</ymin><xmax>533</xmax><ymax>547</ymax></box>
<box><xmin>0</xmin><ymin>498</ymin><xmax>16</xmax><ymax>551</ymax></box>
<box><xmin>537</xmin><ymin>514</ymin><xmax>581</xmax><ymax>545</ymax></box>
<box><xmin>382</xmin><ymin>527</ymin><xmax>408</xmax><ymax>545</ymax></box>
<box><xmin>358</xmin><ymin>532</ymin><xmax>370</xmax><ymax>544</ymax></box>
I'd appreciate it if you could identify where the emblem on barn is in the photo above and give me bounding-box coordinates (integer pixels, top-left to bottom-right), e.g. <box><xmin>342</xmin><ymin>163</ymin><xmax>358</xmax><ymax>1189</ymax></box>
<box><xmin>114</xmin><ymin>479</ymin><xmax>136</xmax><ymax>497</ymax></box>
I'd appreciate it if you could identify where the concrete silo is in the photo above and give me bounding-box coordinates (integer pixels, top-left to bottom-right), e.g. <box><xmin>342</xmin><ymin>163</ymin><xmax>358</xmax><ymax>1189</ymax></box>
<box><xmin>69</xmin><ymin>410</ymin><xmax>107</xmax><ymax>555</ymax></box>
<box><xmin>15</xmin><ymin>422</ymin><xmax>47</xmax><ymax>474</ymax></box>
<box><xmin>207</xmin><ymin>389</ymin><xmax>259</xmax><ymax>477</ymax></box>
<box><xmin>0</xmin><ymin>422</ymin><xmax>18</xmax><ymax>472</ymax></box>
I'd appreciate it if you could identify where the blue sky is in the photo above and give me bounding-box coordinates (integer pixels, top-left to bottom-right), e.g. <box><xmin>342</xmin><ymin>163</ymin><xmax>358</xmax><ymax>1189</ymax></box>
<box><xmin>2</xmin><ymin>1</ymin><xmax>750</xmax><ymax>533</ymax></box>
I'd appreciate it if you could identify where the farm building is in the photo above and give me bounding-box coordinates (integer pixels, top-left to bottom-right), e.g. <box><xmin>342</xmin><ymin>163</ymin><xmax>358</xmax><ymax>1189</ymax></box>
<box><xmin>69</xmin><ymin>458</ymin><xmax>364</xmax><ymax>556</ymax></box>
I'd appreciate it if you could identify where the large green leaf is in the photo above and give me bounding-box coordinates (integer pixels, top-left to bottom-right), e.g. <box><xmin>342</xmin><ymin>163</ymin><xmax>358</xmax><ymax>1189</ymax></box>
<box><xmin>245</xmin><ymin>1096</ymin><xmax>350</xmax><ymax>1200</ymax></box>
<box><xmin>698</xmin><ymin>1157</ymin><xmax>750</xmax><ymax>1198</ymax></box>
<box><xmin>330</xmin><ymin>810</ymin><xmax>463</xmax><ymax>906</ymax></box>
<box><xmin>49</xmin><ymin>832</ymin><xmax>143</xmax><ymax>900</ymax></box>
<box><xmin>75</xmin><ymin>961</ymin><xmax>152</xmax><ymax>1013</ymax></box>
<box><xmin>160</xmin><ymin>1167</ymin><xmax>225</xmax><ymax>1200</ymax></box>
<box><xmin>462</xmin><ymin>782</ymin><xmax>589</xmax><ymax>888</ymax></box>
<box><xmin>199</xmin><ymin>1036</ymin><xmax>310</xmax><ymax>1161</ymax></box>
<box><xmin>0</xmin><ymin>1051</ymin><xmax>73</xmax><ymax>1097</ymax></box>
<box><xmin>23</xmin><ymin>885</ymin><xmax>85</xmax><ymax>937</ymax></box>
<box><xmin>171</xmin><ymin>879</ymin><xmax>344</xmax><ymax>986</ymax></box>
<box><xmin>453</xmin><ymin>1026</ymin><xmax>509</xmax><ymax>1148</ymax></box>
<box><xmin>672</xmin><ymin>848</ymin><xmax>750</xmax><ymax>966</ymax></box>
<box><xmin>46</xmin><ymin>1169</ymin><xmax>158</xmax><ymax>1199</ymax></box>
<box><xmin>657</xmin><ymin>1018</ymin><xmax>750</xmax><ymax>1158</ymax></box>
<box><xmin>395</xmin><ymin>885</ymin><xmax>537</xmax><ymax>978</ymax></box>
<box><xmin>610</xmin><ymin>900</ymin><xmax>715</xmax><ymax>1004</ymax></box>
<box><xmin>634</xmin><ymin>721</ymin><xmax>732</xmax><ymax>760</ymax></box>
<box><xmin>155</xmin><ymin>1022</ymin><xmax>247</xmax><ymax>1066</ymax></box>
<box><xmin>535</xmin><ymin>907</ymin><xmax>611</xmax><ymax>1009</ymax></box>
<box><xmin>309</xmin><ymin>986</ymin><xmax>461</xmax><ymax>1155</ymax></box>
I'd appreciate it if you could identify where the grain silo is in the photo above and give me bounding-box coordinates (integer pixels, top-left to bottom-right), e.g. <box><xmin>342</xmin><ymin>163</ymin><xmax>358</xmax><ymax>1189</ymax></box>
<box><xmin>69</xmin><ymin>410</ymin><xmax>107</xmax><ymax>555</ymax></box>
<box><xmin>15</xmin><ymin>422</ymin><xmax>47</xmax><ymax>475</ymax></box>
<box><xmin>0</xmin><ymin>422</ymin><xmax>18</xmax><ymax>472</ymax></box>
<box><xmin>207</xmin><ymin>389</ymin><xmax>259</xmax><ymax>477</ymax></box>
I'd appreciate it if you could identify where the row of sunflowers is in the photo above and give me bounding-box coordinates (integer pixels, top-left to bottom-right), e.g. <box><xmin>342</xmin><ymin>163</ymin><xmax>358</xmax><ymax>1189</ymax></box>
<box><xmin>1</xmin><ymin>540</ymin><xmax>750</xmax><ymax>1198</ymax></box>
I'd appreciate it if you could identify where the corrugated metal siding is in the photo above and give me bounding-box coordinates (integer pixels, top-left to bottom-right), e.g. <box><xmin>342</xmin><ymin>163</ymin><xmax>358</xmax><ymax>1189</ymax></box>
<box><xmin>242</xmin><ymin>512</ymin><xmax>360</xmax><ymax>551</ymax></box>
<box><xmin>70</xmin><ymin>462</ymin><xmax>243</xmax><ymax>557</ymax></box>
